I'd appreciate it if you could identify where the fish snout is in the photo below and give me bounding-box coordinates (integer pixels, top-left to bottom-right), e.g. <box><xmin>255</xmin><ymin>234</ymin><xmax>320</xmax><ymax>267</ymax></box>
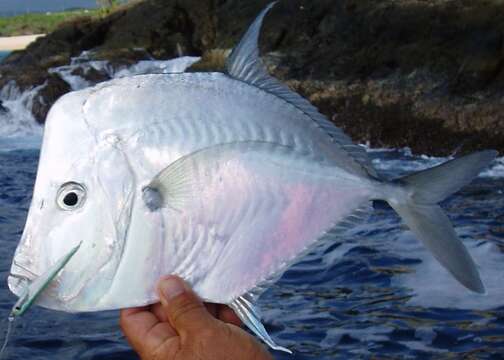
<box><xmin>8</xmin><ymin>259</ymin><xmax>39</xmax><ymax>297</ymax></box>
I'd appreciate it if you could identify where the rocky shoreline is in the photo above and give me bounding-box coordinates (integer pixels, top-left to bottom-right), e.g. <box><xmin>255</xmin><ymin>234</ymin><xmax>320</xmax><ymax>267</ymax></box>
<box><xmin>1</xmin><ymin>0</ymin><xmax>503</xmax><ymax>155</ymax></box>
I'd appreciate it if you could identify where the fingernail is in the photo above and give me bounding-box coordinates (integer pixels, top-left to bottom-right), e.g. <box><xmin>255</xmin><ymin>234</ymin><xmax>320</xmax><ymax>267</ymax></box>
<box><xmin>158</xmin><ymin>276</ymin><xmax>185</xmax><ymax>301</ymax></box>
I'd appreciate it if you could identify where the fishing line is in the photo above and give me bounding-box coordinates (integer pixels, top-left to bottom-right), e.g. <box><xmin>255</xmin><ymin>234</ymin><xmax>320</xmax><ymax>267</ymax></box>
<box><xmin>0</xmin><ymin>317</ymin><xmax>15</xmax><ymax>359</ymax></box>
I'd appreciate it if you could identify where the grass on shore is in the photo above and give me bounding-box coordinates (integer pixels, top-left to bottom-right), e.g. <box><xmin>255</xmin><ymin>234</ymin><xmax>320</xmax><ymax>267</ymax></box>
<box><xmin>0</xmin><ymin>9</ymin><xmax>103</xmax><ymax>37</ymax></box>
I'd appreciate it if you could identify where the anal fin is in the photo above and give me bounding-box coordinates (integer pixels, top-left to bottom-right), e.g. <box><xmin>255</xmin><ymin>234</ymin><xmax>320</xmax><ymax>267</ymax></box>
<box><xmin>229</xmin><ymin>295</ymin><xmax>292</xmax><ymax>354</ymax></box>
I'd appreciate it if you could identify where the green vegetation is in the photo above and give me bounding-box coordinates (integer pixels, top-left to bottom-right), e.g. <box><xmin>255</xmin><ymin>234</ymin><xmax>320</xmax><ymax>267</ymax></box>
<box><xmin>0</xmin><ymin>9</ymin><xmax>102</xmax><ymax>37</ymax></box>
<box><xmin>0</xmin><ymin>0</ymin><xmax>134</xmax><ymax>36</ymax></box>
<box><xmin>97</xmin><ymin>0</ymin><xmax>121</xmax><ymax>8</ymax></box>
<box><xmin>96</xmin><ymin>0</ymin><xmax>123</xmax><ymax>16</ymax></box>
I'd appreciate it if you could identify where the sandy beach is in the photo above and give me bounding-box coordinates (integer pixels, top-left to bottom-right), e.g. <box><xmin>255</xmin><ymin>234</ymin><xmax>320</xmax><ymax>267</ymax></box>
<box><xmin>0</xmin><ymin>34</ymin><xmax>45</xmax><ymax>51</ymax></box>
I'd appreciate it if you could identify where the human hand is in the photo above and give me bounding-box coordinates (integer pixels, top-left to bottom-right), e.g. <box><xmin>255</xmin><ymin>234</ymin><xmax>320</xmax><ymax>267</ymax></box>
<box><xmin>120</xmin><ymin>275</ymin><xmax>273</xmax><ymax>360</ymax></box>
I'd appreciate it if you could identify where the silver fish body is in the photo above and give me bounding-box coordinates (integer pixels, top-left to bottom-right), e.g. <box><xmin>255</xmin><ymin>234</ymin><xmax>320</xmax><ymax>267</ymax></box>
<box><xmin>9</xmin><ymin>70</ymin><xmax>377</xmax><ymax>310</ymax></box>
<box><xmin>8</xmin><ymin>3</ymin><xmax>497</xmax><ymax>351</ymax></box>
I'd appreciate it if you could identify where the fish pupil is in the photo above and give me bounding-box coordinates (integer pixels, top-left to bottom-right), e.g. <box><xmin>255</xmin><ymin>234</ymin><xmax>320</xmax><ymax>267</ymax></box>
<box><xmin>63</xmin><ymin>192</ymin><xmax>79</xmax><ymax>207</ymax></box>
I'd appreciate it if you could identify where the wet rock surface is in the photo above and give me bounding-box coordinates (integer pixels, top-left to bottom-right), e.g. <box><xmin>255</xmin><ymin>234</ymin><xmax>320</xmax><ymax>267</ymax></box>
<box><xmin>31</xmin><ymin>74</ymin><xmax>72</xmax><ymax>124</ymax></box>
<box><xmin>1</xmin><ymin>0</ymin><xmax>503</xmax><ymax>154</ymax></box>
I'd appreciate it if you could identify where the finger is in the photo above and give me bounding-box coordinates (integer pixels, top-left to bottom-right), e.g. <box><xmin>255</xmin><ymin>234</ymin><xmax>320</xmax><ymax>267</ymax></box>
<box><xmin>217</xmin><ymin>306</ymin><xmax>242</xmax><ymax>327</ymax></box>
<box><xmin>119</xmin><ymin>307</ymin><xmax>176</xmax><ymax>356</ymax></box>
<box><xmin>121</xmin><ymin>306</ymin><xmax>149</xmax><ymax>317</ymax></box>
<box><xmin>151</xmin><ymin>302</ymin><xmax>169</xmax><ymax>323</ymax></box>
<box><xmin>157</xmin><ymin>275</ymin><xmax>215</xmax><ymax>337</ymax></box>
<box><xmin>120</xmin><ymin>307</ymin><xmax>159</xmax><ymax>352</ymax></box>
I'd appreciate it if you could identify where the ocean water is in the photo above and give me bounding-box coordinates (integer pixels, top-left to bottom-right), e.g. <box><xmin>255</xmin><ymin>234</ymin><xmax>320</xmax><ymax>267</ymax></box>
<box><xmin>0</xmin><ymin>56</ymin><xmax>503</xmax><ymax>359</ymax></box>
<box><xmin>0</xmin><ymin>52</ymin><xmax>10</xmax><ymax>63</ymax></box>
<box><xmin>0</xmin><ymin>1</ymin><xmax>97</xmax><ymax>16</ymax></box>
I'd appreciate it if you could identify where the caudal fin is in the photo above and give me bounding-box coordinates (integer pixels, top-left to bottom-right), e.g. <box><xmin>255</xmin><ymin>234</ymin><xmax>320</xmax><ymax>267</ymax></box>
<box><xmin>389</xmin><ymin>150</ymin><xmax>497</xmax><ymax>294</ymax></box>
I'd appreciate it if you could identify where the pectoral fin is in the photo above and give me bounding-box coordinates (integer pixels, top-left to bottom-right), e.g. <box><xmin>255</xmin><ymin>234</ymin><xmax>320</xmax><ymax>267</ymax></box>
<box><xmin>143</xmin><ymin>141</ymin><xmax>294</xmax><ymax>212</ymax></box>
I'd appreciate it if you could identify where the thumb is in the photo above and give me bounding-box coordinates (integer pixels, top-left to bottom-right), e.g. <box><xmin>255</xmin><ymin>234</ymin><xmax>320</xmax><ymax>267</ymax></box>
<box><xmin>157</xmin><ymin>275</ymin><xmax>215</xmax><ymax>336</ymax></box>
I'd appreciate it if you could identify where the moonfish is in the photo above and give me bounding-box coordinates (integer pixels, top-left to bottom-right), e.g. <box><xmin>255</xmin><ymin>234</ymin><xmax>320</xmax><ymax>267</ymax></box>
<box><xmin>7</xmin><ymin>3</ymin><xmax>497</xmax><ymax>352</ymax></box>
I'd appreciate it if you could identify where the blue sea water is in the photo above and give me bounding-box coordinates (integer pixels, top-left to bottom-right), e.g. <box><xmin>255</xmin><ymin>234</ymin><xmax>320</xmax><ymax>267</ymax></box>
<box><xmin>0</xmin><ymin>1</ymin><xmax>97</xmax><ymax>16</ymax></box>
<box><xmin>0</xmin><ymin>52</ymin><xmax>10</xmax><ymax>63</ymax></box>
<box><xmin>0</xmin><ymin>140</ymin><xmax>502</xmax><ymax>359</ymax></box>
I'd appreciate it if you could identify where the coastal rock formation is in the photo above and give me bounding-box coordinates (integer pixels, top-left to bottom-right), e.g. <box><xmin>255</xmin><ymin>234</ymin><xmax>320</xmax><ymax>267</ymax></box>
<box><xmin>1</xmin><ymin>0</ymin><xmax>503</xmax><ymax>155</ymax></box>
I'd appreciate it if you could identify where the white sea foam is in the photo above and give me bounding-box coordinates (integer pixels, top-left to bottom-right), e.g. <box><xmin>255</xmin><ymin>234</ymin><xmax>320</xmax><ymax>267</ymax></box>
<box><xmin>368</xmin><ymin>147</ymin><xmax>503</xmax><ymax>179</ymax></box>
<box><xmin>390</xmin><ymin>231</ymin><xmax>504</xmax><ymax>310</ymax></box>
<box><xmin>112</xmin><ymin>57</ymin><xmax>201</xmax><ymax>78</ymax></box>
<box><xmin>370</xmin><ymin>148</ymin><xmax>447</xmax><ymax>175</ymax></box>
<box><xmin>50</xmin><ymin>52</ymin><xmax>201</xmax><ymax>91</ymax></box>
<box><xmin>305</xmin><ymin>219</ymin><xmax>504</xmax><ymax>311</ymax></box>
<box><xmin>0</xmin><ymin>81</ymin><xmax>43</xmax><ymax>138</ymax></box>
<box><xmin>480</xmin><ymin>156</ymin><xmax>504</xmax><ymax>178</ymax></box>
<box><xmin>321</xmin><ymin>325</ymin><xmax>392</xmax><ymax>346</ymax></box>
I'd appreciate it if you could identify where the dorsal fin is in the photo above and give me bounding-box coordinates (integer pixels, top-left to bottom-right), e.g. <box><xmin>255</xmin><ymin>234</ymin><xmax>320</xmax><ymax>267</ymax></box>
<box><xmin>226</xmin><ymin>2</ymin><xmax>277</xmax><ymax>85</ymax></box>
<box><xmin>225</xmin><ymin>2</ymin><xmax>377</xmax><ymax>178</ymax></box>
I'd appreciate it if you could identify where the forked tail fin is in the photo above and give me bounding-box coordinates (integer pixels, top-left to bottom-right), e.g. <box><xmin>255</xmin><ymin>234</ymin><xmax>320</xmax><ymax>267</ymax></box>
<box><xmin>389</xmin><ymin>150</ymin><xmax>497</xmax><ymax>294</ymax></box>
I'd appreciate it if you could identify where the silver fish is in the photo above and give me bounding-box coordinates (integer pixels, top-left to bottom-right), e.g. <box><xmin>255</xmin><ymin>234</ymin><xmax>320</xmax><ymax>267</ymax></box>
<box><xmin>7</xmin><ymin>3</ymin><xmax>497</xmax><ymax>352</ymax></box>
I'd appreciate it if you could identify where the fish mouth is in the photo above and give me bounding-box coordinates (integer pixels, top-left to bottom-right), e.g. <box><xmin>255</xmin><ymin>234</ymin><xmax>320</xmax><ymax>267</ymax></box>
<box><xmin>8</xmin><ymin>261</ymin><xmax>39</xmax><ymax>297</ymax></box>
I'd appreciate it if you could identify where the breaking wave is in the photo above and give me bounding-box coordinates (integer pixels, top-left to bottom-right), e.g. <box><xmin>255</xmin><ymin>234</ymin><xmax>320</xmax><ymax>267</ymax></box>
<box><xmin>0</xmin><ymin>81</ymin><xmax>44</xmax><ymax>139</ymax></box>
<box><xmin>48</xmin><ymin>51</ymin><xmax>200</xmax><ymax>92</ymax></box>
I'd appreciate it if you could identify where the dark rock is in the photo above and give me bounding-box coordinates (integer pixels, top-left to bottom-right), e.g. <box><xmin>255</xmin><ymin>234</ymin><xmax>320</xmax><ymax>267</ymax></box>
<box><xmin>92</xmin><ymin>0</ymin><xmax>215</xmax><ymax>58</ymax></box>
<box><xmin>70</xmin><ymin>66</ymin><xmax>110</xmax><ymax>84</ymax></box>
<box><xmin>188</xmin><ymin>49</ymin><xmax>229</xmax><ymax>73</ymax></box>
<box><xmin>0</xmin><ymin>100</ymin><xmax>8</xmax><ymax>114</ymax></box>
<box><xmin>91</xmin><ymin>48</ymin><xmax>151</xmax><ymax>71</ymax></box>
<box><xmin>0</xmin><ymin>66</ymin><xmax>52</xmax><ymax>93</ymax></box>
<box><xmin>31</xmin><ymin>74</ymin><xmax>71</xmax><ymax>124</ymax></box>
<box><xmin>289</xmin><ymin>74</ymin><xmax>504</xmax><ymax>156</ymax></box>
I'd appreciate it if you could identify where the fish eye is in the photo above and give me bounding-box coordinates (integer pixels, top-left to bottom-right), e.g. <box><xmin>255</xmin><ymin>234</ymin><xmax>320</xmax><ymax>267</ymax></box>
<box><xmin>56</xmin><ymin>182</ymin><xmax>86</xmax><ymax>211</ymax></box>
<box><xmin>63</xmin><ymin>192</ymin><xmax>78</xmax><ymax>206</ymax></box>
